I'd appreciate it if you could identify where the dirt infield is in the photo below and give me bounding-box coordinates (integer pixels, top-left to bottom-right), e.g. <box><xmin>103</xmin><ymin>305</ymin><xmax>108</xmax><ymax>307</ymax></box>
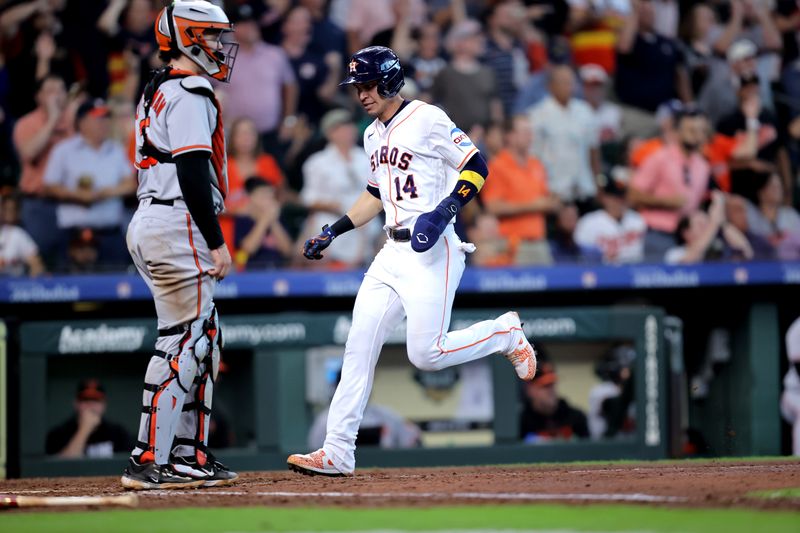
<box><xmin>2</xmin><ymin>460</ymin><xmax>799</xmax><ymax>512</ymax></box>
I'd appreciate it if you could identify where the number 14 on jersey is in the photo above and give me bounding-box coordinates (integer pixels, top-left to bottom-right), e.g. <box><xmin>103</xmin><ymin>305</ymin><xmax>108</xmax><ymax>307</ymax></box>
<box><xmin>394</xmin><ymin>175</ymin><xmax>418</xmax><ymax>201</ymax></box>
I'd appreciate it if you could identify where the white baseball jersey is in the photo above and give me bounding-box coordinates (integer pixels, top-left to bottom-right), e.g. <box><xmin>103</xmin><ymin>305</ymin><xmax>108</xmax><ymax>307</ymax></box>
<box><xmin>363</xmin><ymin>100</ymin><xmax>478</xmax><ymax>230</ymax></box>
<box><xmin>134</xmin><ymin>76</ymin><xmax>227</xmax><ymax>213</ymax></box>
<box><xmin>0</xmin><ymin>225</ymin><xmax>38</xmax><ymax>276</ymax></box>
<box><xmin>321</xmin><ymin>101</ymin><xmax>527</xmax><ymax>473</ymax></box>
<box><xmin>574</xmin><ymin>208</ymin><xmax>647</xmax><ymax>264</ymax></box>
<box><xmin>782</xmin><ymin>317</ymin><xmax>800</xmax><ymax>455</ymax></box>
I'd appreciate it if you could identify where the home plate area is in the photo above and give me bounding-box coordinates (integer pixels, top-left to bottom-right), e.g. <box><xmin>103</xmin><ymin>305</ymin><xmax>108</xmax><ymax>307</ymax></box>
<box><xmin>2</xmin><ymin>461</ymin><xmax>799</xmax><ymax>511</ymax></box>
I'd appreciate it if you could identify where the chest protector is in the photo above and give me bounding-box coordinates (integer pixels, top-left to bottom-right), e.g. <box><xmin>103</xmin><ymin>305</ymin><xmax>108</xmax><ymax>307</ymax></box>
<box><xmin>138</xmin><ymin>67</ymin><xmax>225</xmax><ymax>183</ymax></box>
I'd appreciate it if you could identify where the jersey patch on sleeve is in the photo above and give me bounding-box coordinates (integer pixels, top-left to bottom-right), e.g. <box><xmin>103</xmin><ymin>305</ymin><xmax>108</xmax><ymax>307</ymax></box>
<box><xmin>450</xmin><ymin>128</ymin><xmax>473</xmax><ymax>148</ymax></box>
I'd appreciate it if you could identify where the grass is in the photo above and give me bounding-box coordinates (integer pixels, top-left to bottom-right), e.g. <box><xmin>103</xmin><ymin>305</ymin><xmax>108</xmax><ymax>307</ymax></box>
<box><xmin>748</xmin><ymin>487</ymin><xmax>800</xmax><ymax>500</ymax></box>
<box><xmin>1</xmin><ymin>504</ymin><xmax>799</xmax><ymax>533</ymax></box>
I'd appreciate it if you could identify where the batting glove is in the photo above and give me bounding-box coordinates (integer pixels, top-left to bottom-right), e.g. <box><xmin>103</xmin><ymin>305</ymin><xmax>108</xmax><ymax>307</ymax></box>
<box><xmin>303</xmin><ymin>224</ymin><xmax>336</xmax><ymax>260</ymax></box>
<box><xmin>411</xmin><ymin>196</ymin><xmax>460</xmax><ymax>253</ymax></box>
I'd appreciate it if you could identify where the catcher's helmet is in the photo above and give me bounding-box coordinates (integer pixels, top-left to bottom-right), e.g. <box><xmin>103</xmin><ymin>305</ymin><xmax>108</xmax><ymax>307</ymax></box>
<box><xmin>155</xmin><ymin>1</ymin><xmax>238</xmax><ymax>82</ymax></box>
<box><xmin>340</xmin><ymin>46</ymin><xmax>404</xmax><ymax>98</ymax></box>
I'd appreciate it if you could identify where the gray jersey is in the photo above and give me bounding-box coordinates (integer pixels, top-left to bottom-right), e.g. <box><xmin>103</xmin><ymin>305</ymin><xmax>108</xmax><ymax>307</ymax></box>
<box><xmin>134</xmin><ymin>76</ymin><xmax>227</xmax><ymax>213</ymax></box>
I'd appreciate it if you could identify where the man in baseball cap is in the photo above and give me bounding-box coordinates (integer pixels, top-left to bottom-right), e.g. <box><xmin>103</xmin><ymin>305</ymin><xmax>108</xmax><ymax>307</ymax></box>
<box><xmin>319</xmin><ymin>108</ymin><xmax>353</xmax><ymax>138</ymax></box>
<box><xmin>698</xmin><ymin>38</ymin><xmax>766</xmax><ymax>125</ymax></box>
<box><xmin>726</xmin><ymin>39</ymin><xmax>758</xmax><ymax>66</ymax></box>
<box><xmin>46</xmin><ymin>379</ymin><xmax>133</xmax><ymax>458</ymax></box>
<box><xmin>519</xmin><ymin>356</ymin><xmax>589</xmax><ymax>442</ymax></box>
<box><xmin>579</xmin><ymin>63</ymin><xmax>621</xmax><ymax>144</ymax></box>
<box><xmin>75</xmin><ymin>98</ymin><xmax>111</xmax><ymax>123</ymax></box>
<box><xmin>574</xmin><ymin>175</ymin><xmax>647</xmax><ymax>264</ymax></box>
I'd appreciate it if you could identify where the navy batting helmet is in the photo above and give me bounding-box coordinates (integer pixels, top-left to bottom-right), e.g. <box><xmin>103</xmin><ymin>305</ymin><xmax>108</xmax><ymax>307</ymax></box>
<box><xmin>340</xmin><ymin>46</ymin><xmax>404</xmax><ymax>98</ymax></box>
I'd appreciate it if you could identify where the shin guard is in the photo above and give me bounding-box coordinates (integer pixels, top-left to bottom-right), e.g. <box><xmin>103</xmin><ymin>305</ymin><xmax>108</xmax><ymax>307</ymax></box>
<box><xmin>173</xmin><ymin>306</ymin><xmax>222</xmax><ymax>465</ymax></box>
<box><xmin>132</xmin><ymin>318</ymin><xmax>209</xmax><ymax>464</ymax></box>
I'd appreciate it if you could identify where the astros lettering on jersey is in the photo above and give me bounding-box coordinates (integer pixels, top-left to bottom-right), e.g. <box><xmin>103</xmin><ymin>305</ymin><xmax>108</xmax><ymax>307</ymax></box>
<box><xmin>363</xmin><ymin>101</ymin><xmax>478</xmax><ymax>229</ymax></box>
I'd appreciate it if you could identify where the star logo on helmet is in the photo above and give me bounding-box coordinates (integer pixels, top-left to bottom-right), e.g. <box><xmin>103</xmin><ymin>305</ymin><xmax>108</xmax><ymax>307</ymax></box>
<box><xmin>349</xmin><ymin>60</ymin><xmax>358</xmax><ymax>74</ymax></box>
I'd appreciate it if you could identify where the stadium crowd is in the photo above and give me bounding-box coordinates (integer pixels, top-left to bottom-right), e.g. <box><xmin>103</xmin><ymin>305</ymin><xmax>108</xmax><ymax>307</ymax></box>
<box><xmin>1</xmin><ymin>0</ymin><xmax>800</xmax><ymax>276</ymax></box>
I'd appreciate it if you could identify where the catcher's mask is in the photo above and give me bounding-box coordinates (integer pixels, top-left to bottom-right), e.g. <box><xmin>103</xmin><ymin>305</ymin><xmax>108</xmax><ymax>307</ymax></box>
<box><xmin>155</xmin><ymin>1</ymin><xmax>239</xmax><ymax>83</ymax></box>
<box><xmin>340</xmin><ymin>46</ymin><xmax>404</xmax><ymax>98</ymax></box>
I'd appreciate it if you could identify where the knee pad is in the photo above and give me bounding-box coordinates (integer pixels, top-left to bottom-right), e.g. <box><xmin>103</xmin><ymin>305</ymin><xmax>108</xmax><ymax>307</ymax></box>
<box><xmin>191</xmin><ymin>305</ymin><xmax>223</xmax><ymax>379</ymax></box>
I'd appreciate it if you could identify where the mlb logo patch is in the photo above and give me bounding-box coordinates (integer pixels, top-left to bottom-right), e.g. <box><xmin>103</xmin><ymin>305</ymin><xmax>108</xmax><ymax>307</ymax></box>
<box><xmin>450</xmin><ymin>128</ymin><xmax>472</xmax><ymax>147</ymax></box>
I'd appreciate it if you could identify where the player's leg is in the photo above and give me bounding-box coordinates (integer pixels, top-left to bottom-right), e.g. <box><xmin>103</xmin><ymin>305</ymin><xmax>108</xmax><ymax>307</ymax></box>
<box><xmin>780</xmin><ymin>389</ymin><xmax>800</xmax><ymax>456</ymax></box>
<box><xmin>123</xmin><ymin>321</ymin><xmax>212</xmax><ymax>487</ymax></box>
<box><xmin>121</xmin><ymin>211</ymin><xmax>201</xmax><ymax>489</ymax></box>
<box><xmin>288</xmin><ymin>272</ymin><xmax>405</xmax><ymax>475</ymax></box>
<box><xmin>172</xmin><ymin>305</ymin><xmax>237</xmax><ymax>486</ymax></box>
<box><xmin>402</xmin><ymin>229</ymin><xmax>536</xmax><ymax>379</ymax></box>
<box><xmin>122</xmin><ymin>208</ymin><xmax>229</xmax><ymax>489</ymax></box>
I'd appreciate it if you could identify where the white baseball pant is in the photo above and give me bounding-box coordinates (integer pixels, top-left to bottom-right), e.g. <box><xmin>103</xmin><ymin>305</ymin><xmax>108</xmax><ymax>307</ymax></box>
<box><xmin>323</xmin><ymin>226</ymin><xmax>520</xmax><ymax>472</ymax></box>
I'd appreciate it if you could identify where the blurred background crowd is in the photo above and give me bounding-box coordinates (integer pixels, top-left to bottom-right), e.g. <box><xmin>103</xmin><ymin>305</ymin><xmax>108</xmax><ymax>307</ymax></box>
<box><xmin>2</xmin><ymin>0</ymin><xmax>800</xmax><ymax>276</ymax></box>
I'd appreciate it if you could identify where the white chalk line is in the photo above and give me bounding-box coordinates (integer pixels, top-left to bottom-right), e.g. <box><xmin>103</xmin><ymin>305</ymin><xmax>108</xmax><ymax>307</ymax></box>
<box><xmin>142</xmin><ymin>490</ymin><xmax>687</xmax><ymax>503</ymax></box>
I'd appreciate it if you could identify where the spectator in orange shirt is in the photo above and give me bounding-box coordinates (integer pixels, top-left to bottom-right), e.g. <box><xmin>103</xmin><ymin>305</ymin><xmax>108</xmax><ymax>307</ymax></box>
<box><xmin>482</xmin><ymin>115</ymin><xmax>560</xmax><ymax>265</ymax></box>
<box><xmin>222</xmin><ymin>117</ymin><xmax>286</xmax><ymax>254</ymax></box>
<box><xmin>466</xmin><ymin>213</ymin><xmax>512</xmax><ymax>267</ymax></box>
<box><xmin>11</xmin><ymin>74</ymin><xmax>73</xmax><ymax>264</ymax></box>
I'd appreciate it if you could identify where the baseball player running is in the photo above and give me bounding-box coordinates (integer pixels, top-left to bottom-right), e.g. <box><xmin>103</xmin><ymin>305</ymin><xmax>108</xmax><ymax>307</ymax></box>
<box><xmin>121</xmin><ymin>1</ymin><xmax>238</xmax><ymax>490</ymax></box>
<box><xmin>781</xmin><ymin>316</ymin><xmax>800</xmax><ymax>456</ymax></box>
<box><xmin>287</xmin><ymin>46</ymin><xmax>537</xmax><ymax>477</ymax></box>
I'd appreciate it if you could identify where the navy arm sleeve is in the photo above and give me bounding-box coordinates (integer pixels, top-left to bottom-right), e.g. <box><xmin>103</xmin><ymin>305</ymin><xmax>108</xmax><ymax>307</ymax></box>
<box><xmin>462</xmin><ymin>151</ymin><xmax>488</xmax><ymax>176</ymax></box>
<box><xmin>175</xmin><ymin>151</ymin><xmax>225</xmax><ymax>250</ymax></box>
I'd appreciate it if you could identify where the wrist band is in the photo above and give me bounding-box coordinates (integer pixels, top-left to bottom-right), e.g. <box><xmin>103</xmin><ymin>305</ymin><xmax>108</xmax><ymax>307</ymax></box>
<box><xmin>330</xmin><ymin>215</ymin><xmax>354</xmax><ymax>236</ymax></box>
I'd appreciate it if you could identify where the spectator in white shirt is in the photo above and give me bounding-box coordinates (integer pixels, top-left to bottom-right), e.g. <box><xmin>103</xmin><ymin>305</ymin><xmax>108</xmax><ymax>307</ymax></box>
<box><xmin>0</xmin><ymin>194</ymin><xmax>44</xmax><ymax>276</ymax></box>
<box><xmin>42</xmin><ymin>99</ymin><xmax>135</xmax><ymax>269</ymax></box>
<box><xmin>574</xmin><ymin>177</ymin><xmax>647</xmax><ymax>264</ymax></box>
<box><xmin>300</xmin><ymin>109</ymin><xmax>380</xmax><ymax>268</ymax></box>
<box><xmin>527</xmin><ymin>64</ymin><xmax>601</xmax><ymax>210</ymax></box>
<box><xmin>579</xmin><ymin>63</ymin><xmax>622</xmax><ymax>145</ymax></box>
